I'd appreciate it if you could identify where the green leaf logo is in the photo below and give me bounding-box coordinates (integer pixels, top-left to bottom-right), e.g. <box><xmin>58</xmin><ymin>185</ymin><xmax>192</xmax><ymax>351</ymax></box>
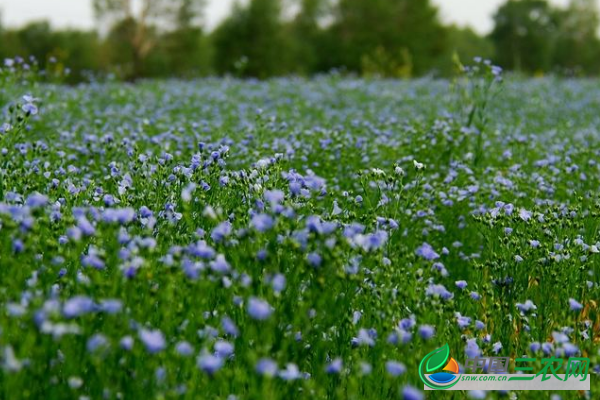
<box><xmin>419</xmin><ymin>344</ymin><xmax>459</xmax><ymax>390</ymax></box>
<box><xmin>426</xmin><ymin>343</ymin><xmax>449</xmax><ymax>372</ymax></box>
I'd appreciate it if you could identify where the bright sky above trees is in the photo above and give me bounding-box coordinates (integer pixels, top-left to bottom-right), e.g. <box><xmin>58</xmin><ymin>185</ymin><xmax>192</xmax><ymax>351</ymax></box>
<box><xmin>0</xmin><ymin>0</ymin><xmax>572</xmax><ymax>33</ymax></box>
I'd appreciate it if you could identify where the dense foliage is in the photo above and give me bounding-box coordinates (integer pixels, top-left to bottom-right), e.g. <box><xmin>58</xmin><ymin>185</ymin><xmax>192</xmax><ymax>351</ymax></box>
<box><xmin>1</xmin><ymin>59</ymin><xmax>599</xmax><ymax>399</ymax></box>
<box><xmin>1</xmin><ymin>0</ymin><xmax>600</xmax><ymax>80</ymax></box>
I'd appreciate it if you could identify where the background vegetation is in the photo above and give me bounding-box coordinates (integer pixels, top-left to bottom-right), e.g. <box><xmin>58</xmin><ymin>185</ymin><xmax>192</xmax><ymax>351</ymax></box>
<box><xmin>1</xmin><ymin>0</ymin><xmax>600</xmax><ymax>81</ymax></box>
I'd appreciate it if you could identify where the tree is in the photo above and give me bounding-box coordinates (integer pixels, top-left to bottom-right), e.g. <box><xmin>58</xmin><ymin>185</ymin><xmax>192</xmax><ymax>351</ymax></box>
<box><xmin>0</xmin><ymin>12</ymin><xmax>4</xmax><ymax>57</ymax></box>
<box><xmin>433</xmin><ymin>26</ymin><xmax>495</xmax><ymax>76</ymax></box>
<box><xmin>288</xmin><ymin>0</ymin><xmax>330</xmax><ymax>74</ymax></box>
<box><xmin>150</xmin><ymin>25</ymin><xmax>211</xmax><ymax>78</ymax></box>
<box><xmin>163</xmin><ymin>0</ymin><xmax>211</xmax><ymax>77</ymax></box>
<box><xmin>212</xmin><ymin>0</ymin><xmax>287</xmax><ymax>78</ymax></box>
<box><xmin>51</xmin><ymin>30</ymin><xmax>103</xmax><ymax>82</ymax></box>
<box><xmin>175</xmin><ymin>0</ymin><xmax>206</xmax><ymax>29</ymax></box>
<box><xmin>0</xmin><ymin>21</ymin><xmax>102</xmax><ymax>82</ymax></box>
<box><xmin>553</xmin><ymin>0</ymin><xmax>600</xmax><ymax>74</ymax></box>
<box><xmin>14</xmin><ymin>21</ymin><xmax>54</xmax><ymax>64</ymax></box>
<box><xmin>102</xmin><ymin>17</ymin><xmax>148</xmax><ymax>78</ymax></box>
<box><xmin>93</xmin><ymin>0</ymin><xmax>205</xmax><ymax>78</ymax></box>
<box><xmin>490</xmin><ymin>0</ymin><xmax>559</xmax><ymax>73</ymax></box>
<box><xmin>327</xmin><ymin>0</ymin><xmax>446</xmax><ymax>76</ymax></box>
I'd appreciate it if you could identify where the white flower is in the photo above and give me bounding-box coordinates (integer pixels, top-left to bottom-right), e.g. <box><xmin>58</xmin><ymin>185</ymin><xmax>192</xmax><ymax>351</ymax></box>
<box><xmin>394</xmin><ymin>166</ymin><xmax>405</xmax><ymax>176</ymax></box>
<box><xmin>332</xmin><ymin>201</ymin><xmax>342</xmax><ymax>216</ymax></box>
<box><xmin>255</xmin><ymin>158</ymin><xmax>270</xmax><ymax>169</ymax></box>
<box><xmin>181</xmin><ymin>183</ymin><xmax>197</xmax><ymax>203</ymax></box>
<box><xmin>68</xmin><ymin>376</ymin><xmax>83</xmax><ymax>389</ymax></box>
<box><xmin>0</xmin><ymin>123</ymin><xmax>12</xmax><ymax>133</ymax></box>
<box><xmin>413</xmin><ymin>160</ymin><xmax>424</xmax><ymax>170</ymax></box>
<box><xmin>2</xmin><ymin>346</ymin><xmax>22</xmax><ymax>372</ymax></box>
<box><xmin>202</xmin><ymin>205</ymin><xmax>217</xmax><ymax>220</ymax></box>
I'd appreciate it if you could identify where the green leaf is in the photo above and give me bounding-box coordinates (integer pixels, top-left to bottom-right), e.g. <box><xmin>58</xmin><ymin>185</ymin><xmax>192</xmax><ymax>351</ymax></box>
<box><xmin>426</xmin><ymin>344</ymin><xmax>449</xmax><ymax>372</ymax></box>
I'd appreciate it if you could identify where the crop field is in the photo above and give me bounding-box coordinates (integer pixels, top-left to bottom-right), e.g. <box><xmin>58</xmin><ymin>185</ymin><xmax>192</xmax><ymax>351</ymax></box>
<box><xmin>1</xmin><ymin>61</ymin><xmax>600</xmax><ymax>399</ymax></box>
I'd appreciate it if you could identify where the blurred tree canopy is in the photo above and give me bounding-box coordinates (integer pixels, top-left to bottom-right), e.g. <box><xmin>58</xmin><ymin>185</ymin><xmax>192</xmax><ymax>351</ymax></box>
<box><xmin>491</xmin><ymin>0</ymin><xmax>559</xmax><ymax>72</ymax></box>
<box><xmin>553</xmin><ymin>0</ymin><xmax>600</xmax><ymax>74</ymax></box>
<box><xmin>491</xmin><ymin>0</ymin><xmax>600</xmax><ymax>75</ymax></box>
<box><xmin>329</xmin><ymin>0</ymin><xmax>446</xmax><ymax>76</ymax></box>
<box><xmin>212</xmin><ymin>0</ymin><xmax>287</xmax><ymax>78</ymax></box>
<box><xmin>1</xmin><ymin>0</ymin><xmax>600</xmax><ymax>80</ymax></box>
<box><xmin>93</xmin><ymin>0</ymin><xmax>209</xmax><ymax>79</ymax></box>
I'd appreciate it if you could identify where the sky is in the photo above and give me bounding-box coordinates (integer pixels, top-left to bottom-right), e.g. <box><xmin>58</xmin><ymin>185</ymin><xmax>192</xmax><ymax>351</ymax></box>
<box><xmin>0</xmin><ymin>0</ymin><xmax>574</xmax><ymax>34</ymax></box>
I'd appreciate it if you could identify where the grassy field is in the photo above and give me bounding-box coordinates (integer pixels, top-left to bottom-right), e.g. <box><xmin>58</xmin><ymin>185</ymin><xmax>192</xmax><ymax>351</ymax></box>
<box><xmin>1</xmin><ymin>60</ymin><xmax>599</xmax><ymax>399</ymax></box>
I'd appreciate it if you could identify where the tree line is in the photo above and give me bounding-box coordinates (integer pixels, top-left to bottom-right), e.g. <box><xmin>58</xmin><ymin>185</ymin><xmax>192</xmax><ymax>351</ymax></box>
<box><xmin>0</xmin><ymin>0</ymin><xmax>599</xmax><ymax>81</ymax></box>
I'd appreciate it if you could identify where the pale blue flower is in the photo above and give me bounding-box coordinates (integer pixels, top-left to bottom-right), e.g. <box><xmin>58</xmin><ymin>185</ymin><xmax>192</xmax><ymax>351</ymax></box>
<box><xmin>139</xmin><ymin>329</ymin><xmax>166</xmax><ymax>354</ymax></box>
<box><xmin>247</xmin><ymin>297</ymin><xmax>273</xmax><ymax>320</ymax></box>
